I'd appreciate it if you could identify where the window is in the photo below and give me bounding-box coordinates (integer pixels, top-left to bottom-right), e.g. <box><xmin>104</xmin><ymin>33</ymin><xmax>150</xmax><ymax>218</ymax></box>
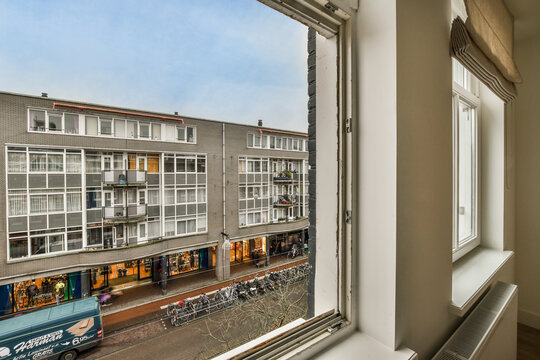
<box><xmin>48</xmin><ymin>113</ymin><xmax>62</xmax><ymax>132</ymax></box>
<box><xmin>86</xmin><ymin>228</ymin><xmax>102</xmax><ymax>247</ymax></box>
<box><xmin>48</xmin><ymin>194</ymin><xmax>64</xmax><ymax>212</ymax></box>
<box><xmin>148</xmin><ymin>221</ymin><xmax>160</xmax><ymax>238</ymax></box>
<box><xmin>48</xmin><ymin>234</ymin><xmax>64</xmax><ymax>252</ymax></box>
<box><xmin>85</xmin><ymin>155</ymin><xmax>101</xmax><ymax>173</ymax></box>
<box><xmin>30</xmin><ymin>195</ymin><xmax>47</xmax><ymax>214</ymax></box>
<box><xmin>9</xmin><ymin>237</ymin><xmax>28</xmax><ymax>259</ymax></box>
<box><xmin>85</xmin><ymin>116</ymin><xmax>98</xmax><ymax>136</ymax></box>
<box><xmin>65</xmin><ymin>114</ymin><xmax>79</xmax><ymax>134</ymax></box>
<box><xmin>114</xmin><ymin>119</ymin><xmax>126</xmax><ymax>137</ymax></box>
<box><xmin>453</xmin><ymin>60</ymin><xmax>480</xmax><ymax>258</ymax></box>
<box><xmin>31</xmin><ymin>236</ymin><xmax>46</xmax><ymax>255</ymax></box>
<box><xmin>29</xmin><ymin>109</ymin><xmax>46</xmax><ymax>131</ymax></box>
<box><xmin>127</xmin><ymin>120</ymin><xmax>138</xmax><ymax>138</ymax></box>
<box><xmin>186</xmin><ymin>127</ymin><xmax>195</xmax><ymax>143</ymax></box>
<box><xmin>8</xmin><ymin>152</ymin><xmax>26</xmax><ymax>172</ymax></box>
<box><xmin>66</xmin><ymin>154</ymin><xmax>81</xmax><ymax>173</ymax></box>
<box><xmin>186</xmin><ymin>158</ymin><xmax>196</xmax><ymax>172</ymax></box>
<box><xmin>177</xmin><ymin>126</ymin><xmax>185</xmax><ymax>141</ymax></box>
<box><xmin>148</xmin><ymin>189</ymin><xmax>160</xmax><ymax>205</ymax></box>
<box><xmin>197</xmin><ymin>158</ymin><xmax>205</xmax><ymax>173</ymax></box>
<box><xmin>247</xmin><ymin>133</ymin><xmax>254</xmax><ymax>147</ymax></box>
<box><xmin>67</xmin><ymin>232</ymin><xmax>83</xmax><ymax>250</ymax></box>
<box><xmin>29</xmin><ymin>153</ymin><xmax>46</xmax><ymax>172</ymax></box>
<box><xmin>140</xmin><ymin>122</ymin><xmax>150</xmax><ymax>138</ymax></box>
<box><xmin>100</xmin><ymin>118</ymin><xmax>113</xmax><ymax>135</ymax></box>
<box><xmin>67</xmin><ymin>192</ymin><xmax>82</xmax><ymax>212</ymax></box>
<box><xmin>9</xmin><ymin>194</ymin><xmax>27</xmax><ymax>216</ymax></box>
<box><xmin>165</xmin><ymin>189</ymin><xmax>175</xmax><ymax>205</ymax></box>
<box><xmin>86</xmin><ymin>191</ymin><xmax>101</xmax><ymax>209</ymax></box>
<box><xmin>152</xmin><ymin>123</ymin><xmax>161</xmax><ymax>140</ymax></box>
<box><xmin>47</xmin><ymin>154</ymin><xmax>63</xmax><ymax>172</ymax></box>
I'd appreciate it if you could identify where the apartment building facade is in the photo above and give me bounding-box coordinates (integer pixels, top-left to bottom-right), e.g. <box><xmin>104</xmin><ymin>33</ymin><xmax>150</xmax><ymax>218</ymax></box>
<box><xmin>0</xmin><ymin>92</ymin><xmax>309</xmax><ymax>314</ymax></box>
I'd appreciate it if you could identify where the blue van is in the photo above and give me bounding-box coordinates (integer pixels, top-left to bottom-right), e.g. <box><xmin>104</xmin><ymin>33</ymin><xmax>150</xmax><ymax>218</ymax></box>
<box><xmin>0</xmin><ymin>297</ymin><xmax>103</xmax><ymax>360</ymax></box>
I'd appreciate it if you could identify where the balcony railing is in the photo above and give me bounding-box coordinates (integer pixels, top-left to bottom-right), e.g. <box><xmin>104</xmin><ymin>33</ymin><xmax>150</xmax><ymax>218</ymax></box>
<box><xmin>102</xmin><ymin>170</ymin><xmax>147</xmax><ymax>186</ymax></box>
<box><xmin>102</xmin><ymin>204</ymin><xmax>147</xmax><ymax>222</ymax></box>
<box><xmin>273</xmin><ymin>195</ymin><xmax>297</xmax><ymax>207</ymax></box>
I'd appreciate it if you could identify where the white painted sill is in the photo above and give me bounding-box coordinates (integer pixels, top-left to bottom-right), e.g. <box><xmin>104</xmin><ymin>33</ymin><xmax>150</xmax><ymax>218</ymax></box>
<box><xmin>450</xmin><ymin>246</ymin><xmax>514</xmax><ymax>317</ymax></box>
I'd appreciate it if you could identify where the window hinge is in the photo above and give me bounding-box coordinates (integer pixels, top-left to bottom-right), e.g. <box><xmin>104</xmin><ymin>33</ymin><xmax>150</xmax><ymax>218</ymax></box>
<box><xmin>345</xmin><ymin>210</ymin><xmax>352</xmax><ymax>224</ymax></box>
<box><xmin>324</xmin><ymin>2</ymin><xmax>339</xmax><ymax>13</ymax></box>
<box><xmin>345</xmin><ymin>118</ymin><xmax>352</xmax><ymax>133</ymax></box>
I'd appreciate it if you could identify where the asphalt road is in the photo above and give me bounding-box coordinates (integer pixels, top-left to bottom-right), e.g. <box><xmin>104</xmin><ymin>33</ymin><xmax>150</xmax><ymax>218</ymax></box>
<box><xmin>79</xmin><ymin>281</ymin><xmax>308</xmax><ymax>360</ymax></box>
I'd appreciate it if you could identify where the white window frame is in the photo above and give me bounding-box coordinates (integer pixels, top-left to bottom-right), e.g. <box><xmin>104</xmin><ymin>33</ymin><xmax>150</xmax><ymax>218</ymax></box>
<box><xmin>452</xmin><ymin>66</ymin><xmax>481</xmax><ymax>262</ymax></box>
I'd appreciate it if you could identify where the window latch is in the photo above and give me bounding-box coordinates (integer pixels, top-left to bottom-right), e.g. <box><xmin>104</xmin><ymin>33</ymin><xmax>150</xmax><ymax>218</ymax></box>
<box><xmin>327</xmin><ymin>320</ymin><xmax>345</xmax><ymax>333</ymax></box>
<box><xmin>345</xmin><ymin>210</ymin><xmax>352</xmax><ymax>224</ymax></box>
<box><xmin>345</xmin><ymin>118</ymin><xmax>352</xmax><ymax>133</ymax></box>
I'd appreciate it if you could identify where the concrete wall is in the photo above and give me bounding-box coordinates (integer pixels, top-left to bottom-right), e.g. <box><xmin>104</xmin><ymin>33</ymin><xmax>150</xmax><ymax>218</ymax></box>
<box><xmin>514</xmin><ymin>24</ymin><xmax>540</xmax><ymax>329</ymax></box>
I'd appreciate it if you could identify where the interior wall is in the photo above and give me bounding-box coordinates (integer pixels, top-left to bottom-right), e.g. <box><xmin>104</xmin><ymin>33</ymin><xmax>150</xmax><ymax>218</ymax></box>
<box><xmin>395</xmin><ymin>1</ymin><xmax>457</xmax><ymax>357</ymax></box>
<box><xmin>514</xmin><ymin>30</ymin><xmax>540</xmax><ymax>329</ymax></box>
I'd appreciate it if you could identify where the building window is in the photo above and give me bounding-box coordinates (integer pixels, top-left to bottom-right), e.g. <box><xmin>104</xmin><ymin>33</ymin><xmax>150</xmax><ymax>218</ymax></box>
<box><xmin>86</xmin><ymin>116</ymin><xmax>98</xmax><ymax>136</ymax></box>
<box><xmin>140</xmin><ymin>122</ymin><xmax>150</xmax><ymax>138</ymax></box>
<box><xmin>47</xmin><ymin>154</ymin><xmax>64</xmax><ymax>172</ymax></box>
<box><xmin>47</xmin><ymin>194</ymin><xmax>64</xmax><ymax>212</ymax></box>
<box><xmin>152</xmin><ymin>123</ymin><xmax>161</xmax><ymax>140</ymax></box>
<box><xmin>9</xmin><ymin>236</ymin><xmax>28</xmax><ymax>259</ymax></box>
<box><xmin>66</xmin><ymin>154</ymin><xmax>81</xmax><ymax>173</ymax></box>
<box><xmin>100</xmin><ymin>118</ymin><xmax>113</xmax><ymax>135</ymax></box>
<box><xmin>29</xmin><ymin>109</ymin><xmax>46</xmax><ymax>131</ymax></box>
<box><xmin>67</xmin><ymin>192</ymin><xmax>82</xmax><ymax>212</ymax></box>
<box><xmin>29</xmin><ymin>153</ymin><xmax>46</xmax><ymax>172</ymax></box>
<box><xmin>85</xmin><ymin>155</ymin><xmax>101</xmax><ymax>173</ymax></box>
<box><xmin>48</xmin><ymin>113</ymin><xmax>62</xmax><ymax>132</ymax></box>
<box><xmin>8</xmin><ymin>152</ymin><xmax>26</xmax><ymax>172</ymax></box>
<box><xmin>8</xmin><ymin>193</ymin><xmax>27</xmax><ymax>216</ymax></box>
<box><xmin>65</xmin><ymin>114</ymin><xmax>79</xmax><ymax>134</ymax></box>
<box><xmin>127</xmin><ymin>120</ymin><xmax>138</xmax><ymax>138</ymax></box>
<box><xmin>453</xmin><ymin>60</ymin><xmax>480</xmax><ymax>257</ymax></box>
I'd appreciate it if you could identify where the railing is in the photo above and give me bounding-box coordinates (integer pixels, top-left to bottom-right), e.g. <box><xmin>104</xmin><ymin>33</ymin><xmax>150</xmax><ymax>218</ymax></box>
<box><xmin>102</xmin><ymin>170</ymin><xmax>147</xmax><ymax>185</ymax></box>
<box><xmin>102</xmin><ymin>204</ymin><xmax>147</xmax><ymax>221</ymax></box>
<box><xmin>273</xmin><ymin>196</ymin><xmax>297</xmax><ymax>207</ymax></box>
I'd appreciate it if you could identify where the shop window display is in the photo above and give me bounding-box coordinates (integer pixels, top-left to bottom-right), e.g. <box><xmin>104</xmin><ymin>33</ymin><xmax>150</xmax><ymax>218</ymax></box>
<box><xmin>13</xmin><ymin>274</ymin><xmax>78</xmax><ymax>312</ymax></box>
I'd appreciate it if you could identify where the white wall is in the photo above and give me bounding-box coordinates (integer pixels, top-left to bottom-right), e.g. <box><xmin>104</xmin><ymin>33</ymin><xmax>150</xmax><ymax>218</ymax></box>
<box><xmin>515</xmin><ymin>30</ymin><xmax>540</xmax><ymax>329</ymax></box>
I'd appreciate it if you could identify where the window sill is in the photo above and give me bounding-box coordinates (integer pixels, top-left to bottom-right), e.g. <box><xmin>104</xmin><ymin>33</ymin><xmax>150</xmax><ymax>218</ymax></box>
<box><xmin>450</xmin><ymin>246</ymin><xmax>513</xmax><ymax>317</ymax></box>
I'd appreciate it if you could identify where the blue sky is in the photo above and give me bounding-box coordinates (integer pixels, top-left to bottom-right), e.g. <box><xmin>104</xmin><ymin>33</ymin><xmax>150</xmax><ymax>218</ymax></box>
<box><xmin>0</xmin><ymin>1</ymin><xmax>308</xmax><ymax>131</ymax></box>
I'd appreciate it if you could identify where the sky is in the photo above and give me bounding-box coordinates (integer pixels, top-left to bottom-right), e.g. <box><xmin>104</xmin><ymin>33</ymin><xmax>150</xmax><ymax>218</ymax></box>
<box><xmin>0</xmin><ymin>1</ymin><xmax>308</xmax><ymax>132</ymax></box>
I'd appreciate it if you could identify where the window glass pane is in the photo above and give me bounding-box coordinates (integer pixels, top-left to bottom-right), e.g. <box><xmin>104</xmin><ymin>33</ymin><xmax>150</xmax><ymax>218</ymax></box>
<box><xmin>140</xmin><ymin>123</ymin><xmax>150</xmax><ymax>138</ymax></box>
<box><xmin>86</xmin><ymin>191</ymin><xmax>101</xmax><ymax>209</ymax></box>
<box><xmin>276</xmin><ymin>137</ymin><xmax>282</xmax><ymax>149</ymax></box>
<box><xmin>49</xmin><ymin>234</ymin><xmax>64</xmax><ymax>252</ymax></box>
<box><xmin>187</xmin><ymin>127</ymin><xmax>194</xmax><ymax>143</ymax></box>
<box><xmin>152</xmin><ymin>123</ymin><xmax>161</xmax><ymax>140</ymax></box>
<box><xmin>86</xmin><ymin>116</ymin><xmax>98</xmax><ymax>135</ymax></box>
<box><xmin>239</xmin><ymin>159</ymin><xmax>246</xmax><ymax>173</ymax></box>
<box><xmin>187</xmin><ymin>189</ymin><xmax>196</xmax><ymax>203</ymax></box>
<box><xmin>177</xmin><ymin>221</ymin><xmax>186</xmax><ymax>234</ymax></box>
<box><xmin>8</xmin><ymin>152</ymin><xmax>26</xmax><ymax>172</ymax></box>
<box><xmin>177</xmin><ymin>190</ymin><xmax>186</xmax><ymax>204</ymax></box>
<box><xmin>165</xmin><ymin>157</ymin><xmax>175</xmax><ymax>172</ymax></box>
<box><xmin>248</xmin><ymin>133</ymin><xmax>254</xmax><ymax>147</ymax></box>
<box><xmin>458</xmin><ymin>101</ymin><xmax>476</xmax><ymax>243</ymax></box>
<box><xmin>127</xmin><ymin>121</ymin><xmax>138</xmax><ymax>138</ymax></box>
<box><xmin>66</xmin><ymin>154</ymin><xmax>81</xmax><ymax>173</ymax></box>
<box><xmin>139</xmin><ymin>223</ymin><xmax>146</xmax><ymax>238</ymax></box>
<box><xmin>270</xmin><ymin>136</ymin><xmax>275</xmax><ymax>149</ymax></box>
<box><xmin>67</xmin><ymin>232</ymin><xmax>83</xmax><ymax>250</ymax></box>
<box><xmin>48</xmin><ymin>194</ymin><xmax>64</xmax><ymax>212</ymax></box>
<box><xmin>198</xmin><ymin>215</ymin><xmax>206</xmax><ymax>232</ymax></box>
<box><xmin>114</xmin><ymin>119</ymin><xmax>126</xmax><ymax>138</ymax></box>
<box><xmin>197</xmin><ymin>188</ymin><xmax>206</xmax><ymax>203</ymax></box>
<box><xmin>197</xmin><ymin>158</ymin><xmax>205</xmax><ymax>173</ymax></box>
<box><xmin>148</xmin><ymin>189</ymin><xmax>159</xmax><ymax>205</ymax></box>
<box><xmin>148</xmin><ymin>221</ymin><xmax>160</xmax><ymax>238</ymax></box>
<box><xmin>30</xmin><ymin>153</ymin><xmax>46</xmax><ymax>172</ymax></box>
<box><xmin>85</xmin><ymin>155</ymin><xmax>101</xmax><ymax>173</ymax></box>
<box><xmin>67</xmin><ymin>192</ymin><xmax>82</xmax><ymax>212</ymax></box>
<box><xmin>254</xmin><ymin>135</ymin><xmax>261</xmax><ymax>147</ymax></box>
<box><xmin>9</xmin><ymin>194</ymin><xmax>27</xmax><ymax>216</ymax></box>
<box><xmin>127</xmin><ymin>188</ymin><xmax>137</xmax><ymax>203</ymax></box>
<box><xmin>186</xmin><ymin>158</ymin><xmax>196</xmax><ymax>172</ymax></box>
<box><xmin>165</xmin><ymin>220</ymin><xmax>175</xmax><ymax>236</ymax></box>
<box><xmin>176</xmin><ymin>158</ymin><xmax>185</xmax><ymax>172</ymax></box>
<box><xmin>47</xmin><ymin>154</ymin><xmax>63</xmax><ymax>172</ymax></box>
<box><xmin>31</xmin><ymin>236</ymin><xmax>46</xmax><ymax>255</ymax></box>
<box><xmin>177</xmin><ymin>127</ymin><xmax>185</xmax><ymax>141</ymax></box>
<box><xmin>10</xmin><ymin>237</ymin><xmax>27</xmax><ymax>259</ymax></box>
<box><xmin>262</xmin><ymin>135</ymin><xmax>267</xmax><ymax>148</ymax></box>
<box><xmin>30</xmin><ymin>195</ymin><xmax>47</xmax><ymax>214</ymax></box>
<box><xmin>48</xmin><ymin>114</ymin><xmax>62</xmax><ymax>132</ymax></box>
<box><xmin>65</xmin><ymin>114</ymin><xmax>79</xmax><ymax>134</ymax></box>
<box><xmin>165</xmin><ymin>189</ymin><xmax>175</xmax><ymax>205</ymax></box>
<box><xmin>29</xmin><ymin>110</ymin><xmax>46</xmax><ymax>131</ymax></box>
<box><xmin>187</xmin><ymin>219</ymin><xmax>196</xmax><ymax>233</ymax></box>
<box><xmin>147</xmin><ymin>157</ymin><xmax>159</xmax><ymax>173</ymax></box>
<box><xmin>86</xmin><ymin>228</ymin><xmax>102</xmax><ymax>246</ymax></box>
<box><xmin>100</xmin><ymin>119</ymin><xmax>112</xmax><ymax>135</ymax></box>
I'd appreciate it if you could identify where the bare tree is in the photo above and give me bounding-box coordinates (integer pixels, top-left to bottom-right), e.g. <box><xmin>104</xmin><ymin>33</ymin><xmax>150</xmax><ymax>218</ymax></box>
<box><xmin>196</xmin><ymin>277</ymin><xmax>308</xmax><ymax>359</ymax></box>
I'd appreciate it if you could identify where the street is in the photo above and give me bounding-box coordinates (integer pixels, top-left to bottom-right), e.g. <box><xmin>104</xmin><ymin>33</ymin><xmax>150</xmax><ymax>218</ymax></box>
<box><xmin>79</xmin><ymin>280</ymin><xmax>308</xmax><ymax>360</ymax></box>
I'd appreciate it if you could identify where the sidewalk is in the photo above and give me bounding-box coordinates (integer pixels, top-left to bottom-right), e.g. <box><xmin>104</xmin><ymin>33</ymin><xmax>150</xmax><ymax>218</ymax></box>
<box><xmin>101</xmin><ymin>254</ymin><xmax>308</xmax><ymax>332</ymax></box>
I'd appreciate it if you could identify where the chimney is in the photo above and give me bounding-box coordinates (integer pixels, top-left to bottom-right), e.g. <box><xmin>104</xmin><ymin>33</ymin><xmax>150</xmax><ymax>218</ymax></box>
<box><xmin>41</xmin><ymin>92</ymin><xmax>48</xmax><ymax>98</ymax></box>
<box><xmin>174</xmin><ymin>112</ymin><xmax>178</xmax><ymax>115</ymax></box>
<box><xmin>258</xmin><ymin>119</ymin><xmax>263</xmax><ymax>127</ymax></box>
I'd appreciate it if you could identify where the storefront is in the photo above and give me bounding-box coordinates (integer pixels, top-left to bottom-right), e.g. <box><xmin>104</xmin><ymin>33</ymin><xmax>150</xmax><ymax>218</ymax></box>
<box><xmin>90</xmin><ymin>257</ymin><xmax>153</xmax><ymax>293</ymax></box>
<box><xmin>3</xmin><ymin>272</ymin><xmax>83</xmax><ymax>314</ymax></box>
<box><xmin>230</xmin><ymin>237</ymin><xmax>267</xmax><ymax>265</ymax></box>
<box><xmin>168</xmin><ymin>247</ymin><xmax>213</xmax><ymax>277</ymax></box>
<box><xmin>268</xmin><ymin>229</ymin><xmax>308</xmax><ymax>258</ymax></box>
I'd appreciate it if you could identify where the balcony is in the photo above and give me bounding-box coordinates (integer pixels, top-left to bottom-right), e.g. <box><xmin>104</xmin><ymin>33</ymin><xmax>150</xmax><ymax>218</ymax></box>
<box><xmin>273</xmin><ymin>195</ymin><xmax>297</xmax><ymax>207</ymax></box>
<box><xmin>102</xmin><ymin>170</ymin><xmax>147</xmax><ymax>186</ymax></box>
<box><xmin>102</xmin><ymin>204</ymin><xmax>147</xmax><ymax>222</ymax></box>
